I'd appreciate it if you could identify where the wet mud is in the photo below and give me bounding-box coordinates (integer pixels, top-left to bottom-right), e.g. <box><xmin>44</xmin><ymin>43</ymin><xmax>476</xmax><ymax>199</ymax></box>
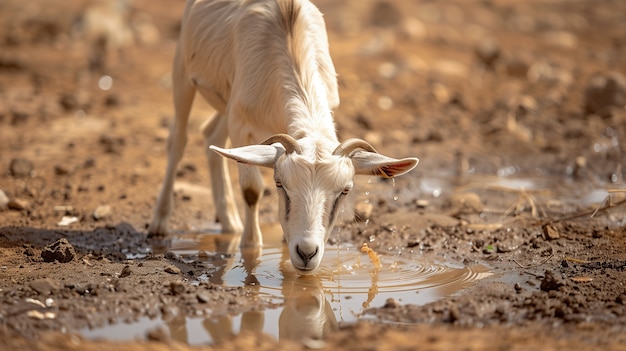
<box><xmin>1</xmin><ymin>0</ymin><xmax>626</xmax><ymax>350</ymax></box>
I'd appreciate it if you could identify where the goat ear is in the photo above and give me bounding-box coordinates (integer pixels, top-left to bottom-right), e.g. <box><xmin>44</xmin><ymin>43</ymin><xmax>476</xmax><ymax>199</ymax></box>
<box><xmin>351</xmin><ymin>151</ymin><xmax>419</xmax><ymax>178</ymax></box>
<box><xmin>209</xmin><ymin>144</ymin><xmax>284</xmax><ymax>168</ymax></box>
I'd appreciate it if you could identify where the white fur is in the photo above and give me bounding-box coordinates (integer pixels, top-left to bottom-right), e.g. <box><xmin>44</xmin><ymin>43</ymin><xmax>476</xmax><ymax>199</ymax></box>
<box><xmin>150</xmin><ymin>0</ymin><xmax>418</xmax><ymax>274</ymax></box>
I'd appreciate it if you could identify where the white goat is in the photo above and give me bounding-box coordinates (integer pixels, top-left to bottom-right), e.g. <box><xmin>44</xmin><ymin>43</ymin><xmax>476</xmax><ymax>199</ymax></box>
<box><xmin>149</xmin><ymin>0</ymin><xmax>419</xmax><ymax>274</ymax></box>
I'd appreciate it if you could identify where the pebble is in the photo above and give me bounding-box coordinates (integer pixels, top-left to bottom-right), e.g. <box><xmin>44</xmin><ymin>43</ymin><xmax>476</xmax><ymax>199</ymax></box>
<box><xmin>41</xmin><ymin>238</ymin><xmax>77</xmax><ymax>263</ymax></box>
<box><xmin>165</xmin><ymin>265</ymin><xmax>181</xmax><ymax>274</ymax></box>
<box><xmin>119</xmin><ymin>265</ymin><xmax>131</xmax><ymax>278</ymax></box>
<box><xmin>26</xmin><ymin>310</ymin><xmax>56</xmax><ymax>320</ymax></box>
<box><xmin>29</xmin><ymin>278</ymin><xmax>62</xmax><ymax>295</ymax></box>
<box><xmin>0</xmin><ymin>190</ymin><xmax>8</xmax><ymax>210</ymax></box>
<box><xmin>475</xmin><ymin>39</ymin><xmax>500</xmax><ymax>69</ymax></box>
<box><xmin>196</xmin><ymin>292</ymin><xmax>211</xmax><ymax>303</ymax></box>
<box><xmin>543</xmin><ymin>224</ymin><xmax>560</xmax><ymax>240</ymax></box>
<box><xmin>444</xmin><ymin>192</ymin><xmax>483</xmax><ymax>216</ymax></box>
<box><xmin>540</xmin><ymin>270</ymin><xmax>564</xmax><ymax>292</ymax></box>
<box><xmin>169</xmin><ymin>281</ymin><xmax>186</xmax><ymax>295</ymax></box>
<box><xmin>146</xmin><ymin>326</ymin><xmax>170</xmax><ymax>342</ymax></box>
<box><xmin>9</xmin><ymin>158</ymin><xmax>33</xmax><ymax>177</ymax></box>
<box><xmin>584</xmin><ymin>71</ymin><xmax>626</xmax><ymax>117</ymax></box>
<box><xmin>93</xmin><ymin>204</ymin><xmax>112</xmax><ymax>220</ymax></box>
<box><xmin>57</xmin><ymin>216</ymin><xmax>79</xmax><ymax>226</ymax></box>
<box><xmin>8</xmin><ymin>198</ymin><xmax>29</xmax><ymax>211</ymax></box>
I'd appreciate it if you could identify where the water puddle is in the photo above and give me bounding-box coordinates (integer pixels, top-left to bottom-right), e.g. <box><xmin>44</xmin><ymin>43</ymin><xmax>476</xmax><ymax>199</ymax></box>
<box><xmin>81</xmin><ymin>172</ymin><xmax>623</xmax><ymax>344</ymax></box>
<box><xmin>81</xmin><ymin>223</ymin><xmax>490</xmax><ymax>344</ymax></box>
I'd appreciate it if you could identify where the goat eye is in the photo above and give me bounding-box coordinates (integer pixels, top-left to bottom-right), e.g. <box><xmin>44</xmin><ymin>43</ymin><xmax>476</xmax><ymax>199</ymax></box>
<box><xmin>341</xmin><ymin>188</ymin><xmax>350</xmax><ymax>195</ymax></box>
<box><xmin>275</xmin><ymin>181</ymin><xmax>283</xmax><ymax>188</ymax></box>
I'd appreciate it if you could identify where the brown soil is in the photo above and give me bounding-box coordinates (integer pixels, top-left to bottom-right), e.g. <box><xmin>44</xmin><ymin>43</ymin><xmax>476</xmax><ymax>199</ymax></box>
<box><xmin>1</xmin><ymin>0</ymin><xmax>626</xmax><ymax>350</ymax></box>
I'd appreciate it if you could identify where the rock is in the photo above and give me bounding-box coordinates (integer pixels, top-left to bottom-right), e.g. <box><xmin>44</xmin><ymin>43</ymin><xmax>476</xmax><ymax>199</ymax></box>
<box><xmin>540</xmin><ymin>270</ymin><xmax>564</xmax><ymax>292</ymax></box>
<box><xmin>169</xmin><ymin>281</ymin><xmax>185</xmax><ymax>295</ymax></box>
<box><xmin>584</xmin><ymin>71</ymin><xmax>626</xmax><ymax>117</ymax></box>
<box><xmin>119</xmin><ymin>265</ymin><xmax>131</xmax><ymax>278</ymax></box>
<box><xmin>29</xmin><ymin>278</ymin><xmax>62</xmax><ymax>295</ymax></box>
<box><xmin>93</xmin><ymin>205</ymin><xmax>112</xmax><ymax>220</ymax></box>
<box><xmin>57</xmin><ymin>216</ymin><xmax>79</xmax><ymax>226</ymax></box>
<box><xmin>543</xmin><ymin>30</ymin><xmax>578</xmax><ymax>49</ymax></box>
<box><xmin>146</xmin><ymin>326</ymin><xmax>170</xmax><ymax>342</ymax></box>
<box><xmin>543</xmin><ymin>224</ymin><xmax>560</xmax><ymax>240</ymax></box>
<box><xmin>41</xmin><ymin>238</ymin><xmax>76</xmax><ymax>263</ymax></box>
<box><xmin>59</xmin><ymin>91</ymin><xmax>91</xmax><ymax>112</ymax></box>
<box><xmin>8</xmin><ymin>198</ymin><xmax>29</xmax><ymax>211</ymax></box>
<box><xmin>197</xmin><ymin>292</ymin><xmax>211</xmax><ymax>303</ymax></box>
<box><xmin>9</xmin><ymin>158</ymin><xmax>33</xmax><ymax>177</ymax></box>
<box><xmin>475</xmin><ymin>40</ymin><xmax>500</xmax><ymax>69</ymax></box>
<box><xmin>0</xmin><ymin>190</ymin><xmax>10</xmax><ymax>210</ymax></box>
<box><xmin>165</xmin><ymin>265</ymin><xmax>181</xmax><ymax>274</ymax></box>
<box><xmin>444</xmin><ymin>192</ymin><xmax>483</xmax><ymax>216</ymax></box>
<box><xmin>505</xmin><ymin>54</ymin><xmax>531</xmax><ymax>78</ymax></box>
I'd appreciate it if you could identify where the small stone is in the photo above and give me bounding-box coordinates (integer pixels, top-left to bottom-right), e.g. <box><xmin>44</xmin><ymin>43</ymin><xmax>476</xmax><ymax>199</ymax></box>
<box><xmin>383</xmin><ymin>297</ymin><xmax>400</xmax><ymax>308</ymax></box>
<box><xmin>449</xmin><ymin>305</ymin><xmax>461</xmax><ymax>322</ymax></box>
<box><xmin>93</xmin><ymin>205</ymin><xmax>112</xmax><ymax>220</ymax></box>
<box><xmin>475</xmin><ymin>40</ymin><xmax>500</xmax><ymax>69</ymax></box>
<box><xmin>146</xmin><ymin>326</ymin><xmax>170</xmax><ymax>342</ymax></box>
<box><xmin>29</xmin><ymin>278</ymin><xmax>62</xmax><ymax>295</ymax></box>
<box><xmin>584</xmin><ymin>71</ymin><xmax>626</xmax><ymax>117</ymax></box>
<box><xmin>53</xmin><ymin>165</ymin><xmax>70</xmax><ymax>175</ymax></box>
<box><xmin>542</xmin><ymin>224</ymin><xmax>560</xmax><ymax>240</ymax></box>
<box><xmin>165</xmin><ymin>265</ymin><xmax>181</xmax><ymax>274</ymax></box>
<box><xmin>444</xmin><ymin>192</ymin><xmax>483</xmax><ymax>216</ymax></box>
<box><xmin>169</xmin><ymin>281</ymin><xmax>185</xmax><ymax>295</ymax></box>
<box><xmin>0</xmin><ymin>189</ymin><xmax>9</xmax><ymax>210</ymax></box>
<box><xmin>41</xmin><ymin>238</ymin><xmax>76</xmax><ymax>263</ymax></box>
<box><xmin>26</xmin><ymin>310</ymin><xmax>56</xmax><ymax>320</ymax></box>
<box><xmin>8</xmin><ymin>198</ymin><xmax>29</xmax><ymax>211</ymax></box>
<box><xmin>57</xmin><ymin>216</ymin><xmax>79</xmax><ymax>226</ymax></box>
<box><xmin>540</xmin><ymin>270</ymin><xmax>564</xmax><ymax>292</ymax></box>
<box><xmin>514</xmin><ymin>283</ymin><xmax>522</xmax><ymax>292</ymax></box>
<box><xmin>119</xmin><ymin>265</ymin><xmax>131</xmax><ymax>278</ymax></box>
<box><xmin>196</xmin><ymin>292</ymin><xmax>211</xmax><ymax>303</ymax></box>
<box><xmin>9</xmin><ymin>158</ymin><xmax>34</xmax><ymax>177</ymax></box>
<box><xmin>415</xmin><ymin>199</ymin><xmax>429</xmax><ymax>208</ymax></box>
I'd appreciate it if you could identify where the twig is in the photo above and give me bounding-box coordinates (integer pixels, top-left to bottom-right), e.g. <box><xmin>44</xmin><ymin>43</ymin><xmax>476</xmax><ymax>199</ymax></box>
<box><xmin>513</xmin><ymin>253</ymin><xmax>554</xmax><ymax>269</ymax></box>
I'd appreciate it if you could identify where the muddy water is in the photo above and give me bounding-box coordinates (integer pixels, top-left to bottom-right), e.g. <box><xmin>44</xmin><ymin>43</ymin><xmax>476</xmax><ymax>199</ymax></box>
<box><xmin>81</xmin><ymin>222</ymin><xmax>490</xmax><ymax>344</ymax></box>
<box><xmin>80</xmin><ymin>173</ymin><xmax>624</xmax><ymax>345</ymax></box>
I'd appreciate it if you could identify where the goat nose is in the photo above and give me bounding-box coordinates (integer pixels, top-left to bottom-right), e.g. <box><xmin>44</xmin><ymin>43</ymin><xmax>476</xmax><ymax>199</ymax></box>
<box><xmin>296</xmin><ymin>244</ymin><xmax>319</xmax><ymax>264</ymax></box>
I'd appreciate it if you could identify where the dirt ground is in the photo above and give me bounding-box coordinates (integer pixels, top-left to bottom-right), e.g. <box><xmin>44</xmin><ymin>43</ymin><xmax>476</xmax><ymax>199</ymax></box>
<box><xmin>1</xmin><ymin>0</ymin><xmax>626</xmax><ymax>350</ymax></box>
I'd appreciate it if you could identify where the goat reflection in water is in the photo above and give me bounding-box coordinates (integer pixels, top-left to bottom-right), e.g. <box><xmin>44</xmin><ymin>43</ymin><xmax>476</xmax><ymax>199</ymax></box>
<box><xmin>154</xmin><ymin>233</ymin><xmax>337</xmax><ymax>343</ymax></box>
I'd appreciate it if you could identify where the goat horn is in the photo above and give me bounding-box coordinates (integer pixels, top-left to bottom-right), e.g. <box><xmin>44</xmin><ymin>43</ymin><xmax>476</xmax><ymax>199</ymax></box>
<box><xmin>261</xmin><ymin>134</ymin><xmax>303</xmax><ymax>154</ymax></box>
<box><xmin>332</xmin><ymin>138</ymin><xmax>378</xmax><ymax>156</ymax></box>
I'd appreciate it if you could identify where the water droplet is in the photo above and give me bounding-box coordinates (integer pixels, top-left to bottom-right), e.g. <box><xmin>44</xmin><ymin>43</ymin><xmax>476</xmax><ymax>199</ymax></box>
<box><xmin>98</xmin><ymin>75</ymin><xmax>113</xmax><ymax>91</ymax></box>
<box><xmin>393</xmin><ymin>194</ymin><xmax>399</xmax><ymax>201</ymax></box>
<box><xmin>391</xmin><ymin>177</ymin><xmax>396</xmax><ymax>187</ymax></box>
